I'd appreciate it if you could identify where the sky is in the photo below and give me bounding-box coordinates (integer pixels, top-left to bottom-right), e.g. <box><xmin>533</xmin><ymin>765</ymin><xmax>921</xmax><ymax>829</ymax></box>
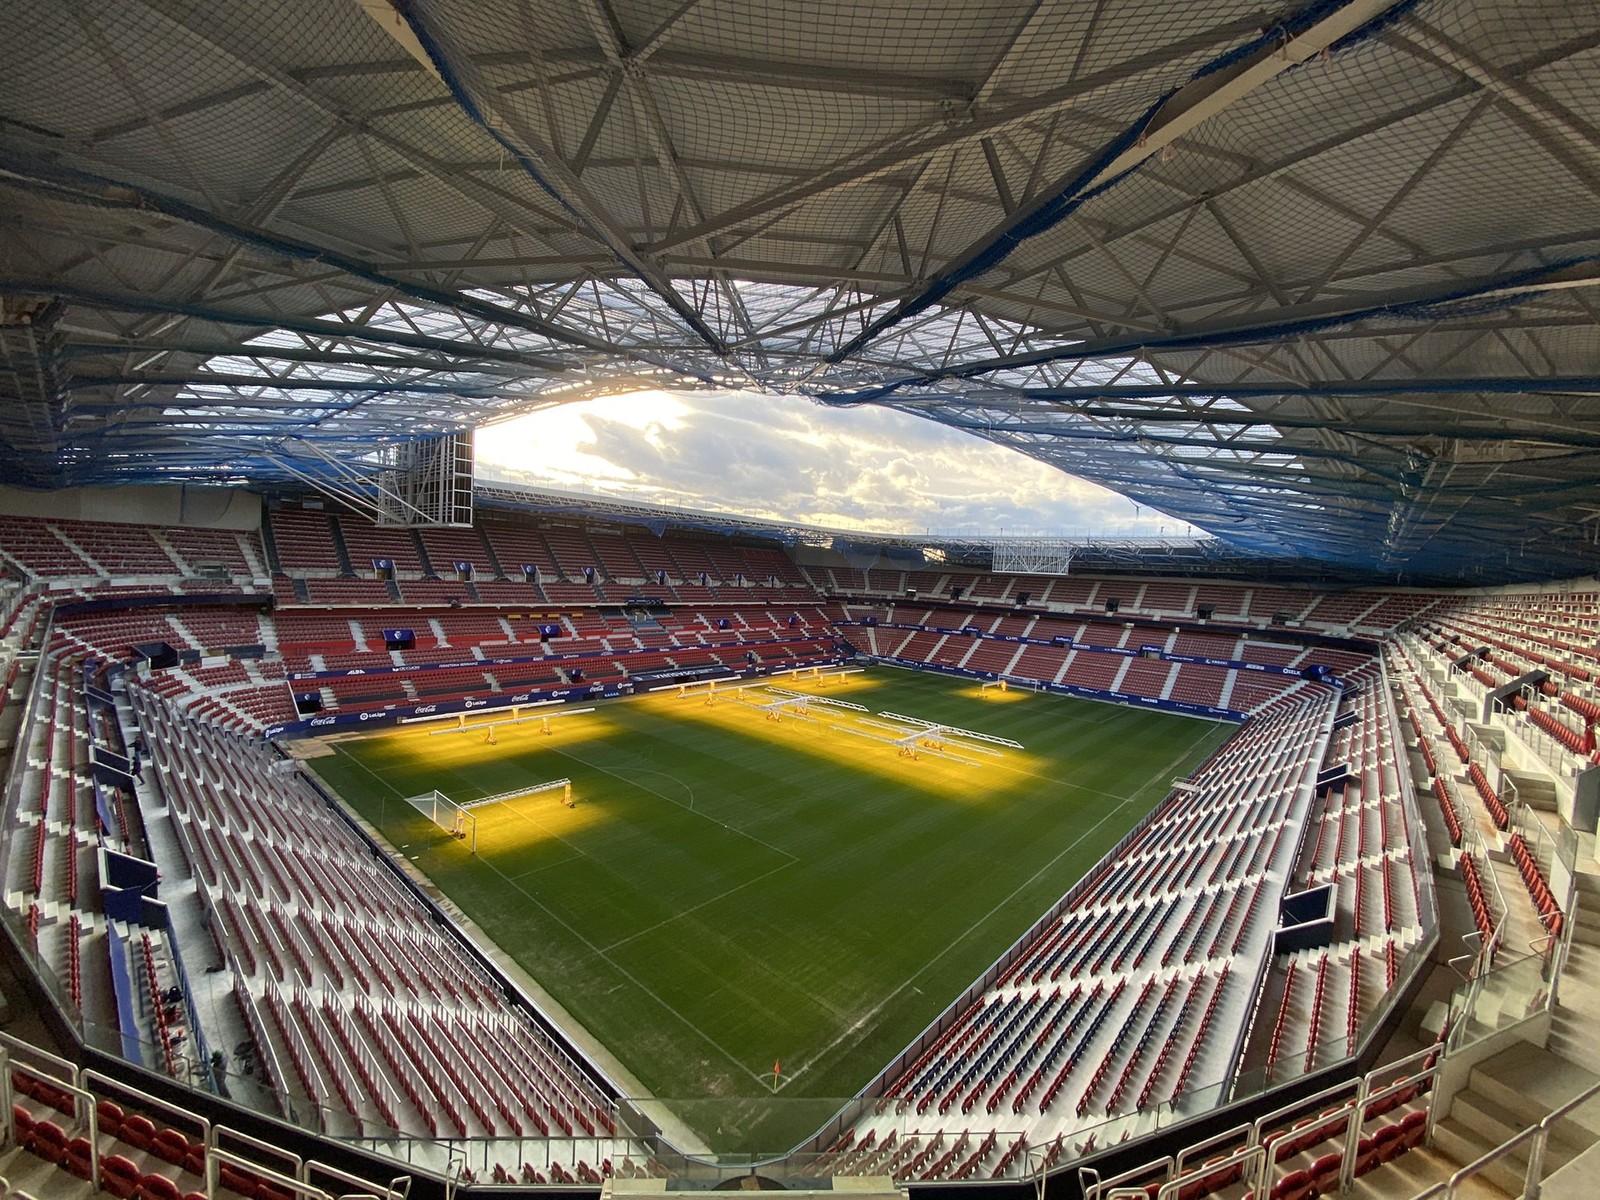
<box><xmin>474</xmin><ymin>389</ymin><xmax>1197</xmax><ymax>538</ymax></box>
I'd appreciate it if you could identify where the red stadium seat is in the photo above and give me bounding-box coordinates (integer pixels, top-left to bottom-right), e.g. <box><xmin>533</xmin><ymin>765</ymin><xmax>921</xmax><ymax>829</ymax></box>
<box><xmin>23</xmin><ymin>1117</ymin><xmax>67</xmax><ymax>1161</ymax></box>
<box><xmin>100</xmin><ymin>1154</ymin><xmax>143</xmax><ymax>1199</ymax></box>
<box><xmin>218</xmin><ymin>1163</ymin><xmax>262</xmax><ymax>1198</ymax></box>
<box><xmin>1399</xmin><ymin>1110</ymin><xmax>1428</xmax><ymax>1151</ymax></box>
<box><xmin>64</xmin><ymin>1134</ymin><xmax>95</xmax><ymax>1179</ymax></box>
<box><xmin>1354</xmin><ymin>1136</ymin><xmax>1381</xmax><ymax>1177</ymax></box>
<box><xmin>119</xmin><ymin>1113</ymin><xmax>156</xmax><ymax>1150</ymax></box>
<box><xmin>1372</xmin><ymin>1123</ymin><xmax>1406</xmax><ymax>1163</ymax></box>
<box><xmin>137</xmin><ymin>1173</ymin><xmax>185</xmax><ymax>1200</ymax></box>
<box><xmin>1308</xmin><ymin>1151</ymin><xmax>1341</xmax><ymax>1193</ymax></box>
<box><xmin>150</xmin><ymin>1127</ymin><xmax>192</xmax><ymax>1166</ymax></box>
<box><xmin>95</xmin><ymin>1099</ymin><xmax>125</xmax><ymax>1136</ymax></box>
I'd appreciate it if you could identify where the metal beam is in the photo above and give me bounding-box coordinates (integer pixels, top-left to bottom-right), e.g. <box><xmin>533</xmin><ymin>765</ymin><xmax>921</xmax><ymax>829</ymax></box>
<box><xmin>824</xmin><ymin>0</ymin><xmax>1410</xmax><ymax>362</ymax></box>
<box><xmin>641</xmin><ymin>12</ymin><xmax>1274</xmax><ymax>255</ymax></box>
<box><xmin>825</xmin><ymin>257</ymin><xmax>1600</xmax><ymax>398</ymax></box>
<box><xmin>0</xmin><ymin>280</ymin><xmax>586</xmax><ymax>371</ymax></box>
<box><xmin>392</xmin><ymin>0</ymin><xmax>732</xmax><ymax>358</ymax></box>
<box><xmin>0</xmin><ymin>155</ymin><xmax>613</xmax><ymax>352</ymax></box>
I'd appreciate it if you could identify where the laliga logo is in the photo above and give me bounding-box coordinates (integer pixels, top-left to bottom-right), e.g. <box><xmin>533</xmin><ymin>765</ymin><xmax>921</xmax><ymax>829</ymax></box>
<box><xmin>358</xmin><ymin>711</ymin><xmax>379</xmax><ymax>720</ymax></box>
<box><xmin>465</xmin><ymin>699</ymin><xmax>486</xmax><ymax>708</ymax></box>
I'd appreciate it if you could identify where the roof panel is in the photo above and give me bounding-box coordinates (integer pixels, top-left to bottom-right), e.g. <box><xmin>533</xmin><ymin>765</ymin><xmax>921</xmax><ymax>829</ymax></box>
<box><xmin>3</xmin><ymin>0</ymin><xmax>1599</xmax><ymax>583</ymax></box>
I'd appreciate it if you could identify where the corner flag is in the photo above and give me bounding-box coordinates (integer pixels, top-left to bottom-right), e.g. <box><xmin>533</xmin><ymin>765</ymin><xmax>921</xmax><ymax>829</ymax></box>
<box><xmin>773</xmin><ymin>1060</ymin><xmax>781</xmax><ymax>1081</ymax></box>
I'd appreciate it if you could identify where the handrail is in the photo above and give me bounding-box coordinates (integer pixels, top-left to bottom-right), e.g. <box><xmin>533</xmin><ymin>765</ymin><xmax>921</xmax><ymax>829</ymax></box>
<box><xmin>1409</xmin><ymin>1076</ymin><xmax>1600</xmax><ymax>1200</ymax></box>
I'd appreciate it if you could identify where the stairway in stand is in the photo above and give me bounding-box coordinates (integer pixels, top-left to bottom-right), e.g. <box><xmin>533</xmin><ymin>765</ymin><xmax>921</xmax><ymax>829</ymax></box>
<box><xmin>1350</xmin><ymin>1044</ymin><xmax>1600</xmax><ymax>1200</ymax></box>
<box><xmin>1547</xmin><ymin>867</ymin><xmax>1600</xmax><ymax>1075</ymax></box>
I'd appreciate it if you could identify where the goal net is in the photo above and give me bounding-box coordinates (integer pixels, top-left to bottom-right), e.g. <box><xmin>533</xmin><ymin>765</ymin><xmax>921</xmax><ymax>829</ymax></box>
<box><xmin>403</xmin><ymin>789</ymin><xmax>475</xmax><ymax>843</ymax></box>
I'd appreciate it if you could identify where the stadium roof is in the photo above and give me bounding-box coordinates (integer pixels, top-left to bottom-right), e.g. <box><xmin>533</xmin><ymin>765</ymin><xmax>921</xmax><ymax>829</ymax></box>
<box><xmin>3</xmin><ymin>0</ymin><xmax>1599</xmax><ymax>585</ymax></box>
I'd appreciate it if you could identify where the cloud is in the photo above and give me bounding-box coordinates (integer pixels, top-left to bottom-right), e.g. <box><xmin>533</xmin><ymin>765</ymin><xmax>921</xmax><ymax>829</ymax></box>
<box><xmin>476</xmin><ymin>390</ymin><xmax>1198</xmax><ymax>537</ymax></box>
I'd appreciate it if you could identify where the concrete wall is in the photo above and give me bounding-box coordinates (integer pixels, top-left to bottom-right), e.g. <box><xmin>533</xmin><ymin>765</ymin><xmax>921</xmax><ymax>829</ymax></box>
<box><xmin>0</xmin><ymin>485</ymin><xmax>260</xmax><ymax>530</ymax></box>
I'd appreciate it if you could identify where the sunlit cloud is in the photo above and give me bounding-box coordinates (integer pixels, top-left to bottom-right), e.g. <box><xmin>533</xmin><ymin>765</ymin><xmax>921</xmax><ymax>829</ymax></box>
<box><xmin>476</xmin><ymin>390</ymin><xmax>1197</xmax><ymax>537</ymax></box>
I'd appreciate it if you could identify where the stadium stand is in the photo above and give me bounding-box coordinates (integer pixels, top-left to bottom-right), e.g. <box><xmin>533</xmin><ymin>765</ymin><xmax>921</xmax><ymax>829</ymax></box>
<box><xmin>0</xmin><ymin>502</ymin><xmax>1592</xmax><ymax>1199</ymax></box>
<box><xmin>833</xmin><ymin>686</ymin><xmax>1343</xmax><ymax>1170</ymax></box>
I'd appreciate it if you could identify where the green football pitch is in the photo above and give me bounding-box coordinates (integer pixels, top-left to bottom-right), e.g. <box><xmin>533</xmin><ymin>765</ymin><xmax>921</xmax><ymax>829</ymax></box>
<box><xmin>310</xmin><ymin>668</ymin><xmax>1233</xmax><ymax>1153</ymax></box>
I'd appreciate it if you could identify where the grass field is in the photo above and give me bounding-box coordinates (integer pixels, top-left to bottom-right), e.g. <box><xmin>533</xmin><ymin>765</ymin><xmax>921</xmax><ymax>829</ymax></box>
<box><xmin>311</xmin><ymin>668</ymin><xmax>1233</xmax><ymax>1152</ymax></box>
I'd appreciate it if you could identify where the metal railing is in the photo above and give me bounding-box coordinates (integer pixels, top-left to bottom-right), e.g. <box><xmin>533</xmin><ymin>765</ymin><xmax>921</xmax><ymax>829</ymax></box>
<box><xmin>0</xmin><ymin>1032</ymin><xmax>410</xmax><ymax>1200</ymax></box>
<box><xmin>1411</xmin><ymin>1077</ymin><xmax>1600</xmax><ymax>1200</ymax></box>
<box><xmin>1079</xmin><ymin>1044</ymin><xmax>1444</xmax><ymax>1200</ymax></box>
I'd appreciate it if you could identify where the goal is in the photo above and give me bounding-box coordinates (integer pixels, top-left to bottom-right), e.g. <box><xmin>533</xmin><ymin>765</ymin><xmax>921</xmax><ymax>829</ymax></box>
<box><xmin>403</xmin><ymin>789</ymin><xmax>476</xmax><ymax>844</ymax></box>
<box><xmin>405</xmin><ymin>781</ymin><xmax>574</xmax><ymax>853</ymax></box>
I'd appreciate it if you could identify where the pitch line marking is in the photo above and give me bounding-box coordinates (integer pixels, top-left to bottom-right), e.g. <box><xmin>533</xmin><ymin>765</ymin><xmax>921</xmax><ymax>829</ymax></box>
<box><xmin>322</xmin><ymin>745</ymin><xmax>777</xmax><ymax>1086</ymax></box>
<box><xmin>600</xmin><ymin>860</ymin><xmax>797</xmax><ymax>953</ymax></box>
<box><xmin>470</xmin><ymin>844</ymin><xmax>780</xmax><ymax>1086</ymax></box>
<box><xmin>778</xmin><ymin>721</ymin><xmax>1226</xmax><ymax>1088</ymax></box>
<box><xmin>551</xmin><ymin>744</ymin><xmax>799</xmax><ymax>865</ymax></box>
<box><xmin>774</xmin><ymin>789</ymin><xmax>1139</xmax><ymax>1088</ymax></box>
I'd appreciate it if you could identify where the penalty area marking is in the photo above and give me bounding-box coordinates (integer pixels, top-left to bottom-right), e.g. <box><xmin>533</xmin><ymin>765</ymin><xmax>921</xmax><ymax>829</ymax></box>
<box><xmin>548</xmin><ymin>743</ymin><xmax>798</xmax><ymax>865</ymax></box>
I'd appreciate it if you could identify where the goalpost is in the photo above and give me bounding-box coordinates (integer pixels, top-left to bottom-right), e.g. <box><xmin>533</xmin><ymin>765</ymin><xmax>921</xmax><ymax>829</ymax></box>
<box><xmin>981</xmin><ymin>679</ymin><xmax>1009</xmax><ymax>698</ymax></box>
<box><xmin>404</xmin><ymin>789</ymin><xmax>476</xmax><ymax>846</ymax></box>
<box><xmin>404</xmin><ymin>780</ymin><xmax>574</xmax><ymax>853</ymax></box>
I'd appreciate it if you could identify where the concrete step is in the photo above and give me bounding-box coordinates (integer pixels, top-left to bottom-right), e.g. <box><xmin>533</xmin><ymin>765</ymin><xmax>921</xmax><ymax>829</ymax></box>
<box><xmin>1348</xmin><ymin>1145</ymin><xmax>1512</xmax><ymax>1200</ymax></box>
<box><xmin>1569</xmin><ymin>920</ymin><xmax>1600</xmax><ymax>947</ymax></box>
<box><xmin>1432</xmin><ymin>1118</ymin><xmax>1529</xmax><ymax>1196</ymax></box>
<box><xmin>1542</xmin><ymin>1019</ymin><xmax>1600</xmax><ymax>1079</ymax></box>
<box><xmin>1561</xmin><ymin>941</ymin><xmax>1600</xmax><ymax>970</ymax></box>
<box><xmin>1570</xmin><ymin>870</ymin><xmax>1600</xmax><ymax>902</ymax></box>
<box><xmin>1541</xmin><ymin>1140</ymin><xmax>1600</xmax><ymax>1200</ymax></box>
<box><xmin>1556</xmin><ymin>969</ymin><xmax>1600</xmax><ymax>1007</ymax></box>
<box><xmin>1451</xmin><ymin>1088</ymin><xmax>1587</xmax><ymax>1162</ymax></box>
<box><xmin>1468</xmin><ymin>1044</ymin><xmax>1600</xmax><ymax>1142</ymax></box>
<box><xmin>1502</xmin><ymin>768</ymin><xmax>1557</xmax><ymax>810</ymax></box>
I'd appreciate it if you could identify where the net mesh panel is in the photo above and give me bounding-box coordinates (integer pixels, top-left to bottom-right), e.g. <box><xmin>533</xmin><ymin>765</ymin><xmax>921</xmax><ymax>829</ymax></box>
<box><xmin>808</xmin><ymin>0</ymin><xmax>1600</xmax><ymax>579</ymax></box>
<box><xmin>3</xmin><ymin>0</ymin><xmax>1600</xmax><ymax>577</ymax></box>
<box><xmin>404</xmin><ymin>789</ymin><xmax>469</xmax><ymax>837</ymax></box>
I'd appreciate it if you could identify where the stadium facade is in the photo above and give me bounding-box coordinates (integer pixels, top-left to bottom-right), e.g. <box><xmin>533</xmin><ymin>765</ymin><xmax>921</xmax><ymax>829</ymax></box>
<box><xmin>3</xmin><ymin>2</ymin><xmax>1600</xmax><ymax>1199</ymax></box>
